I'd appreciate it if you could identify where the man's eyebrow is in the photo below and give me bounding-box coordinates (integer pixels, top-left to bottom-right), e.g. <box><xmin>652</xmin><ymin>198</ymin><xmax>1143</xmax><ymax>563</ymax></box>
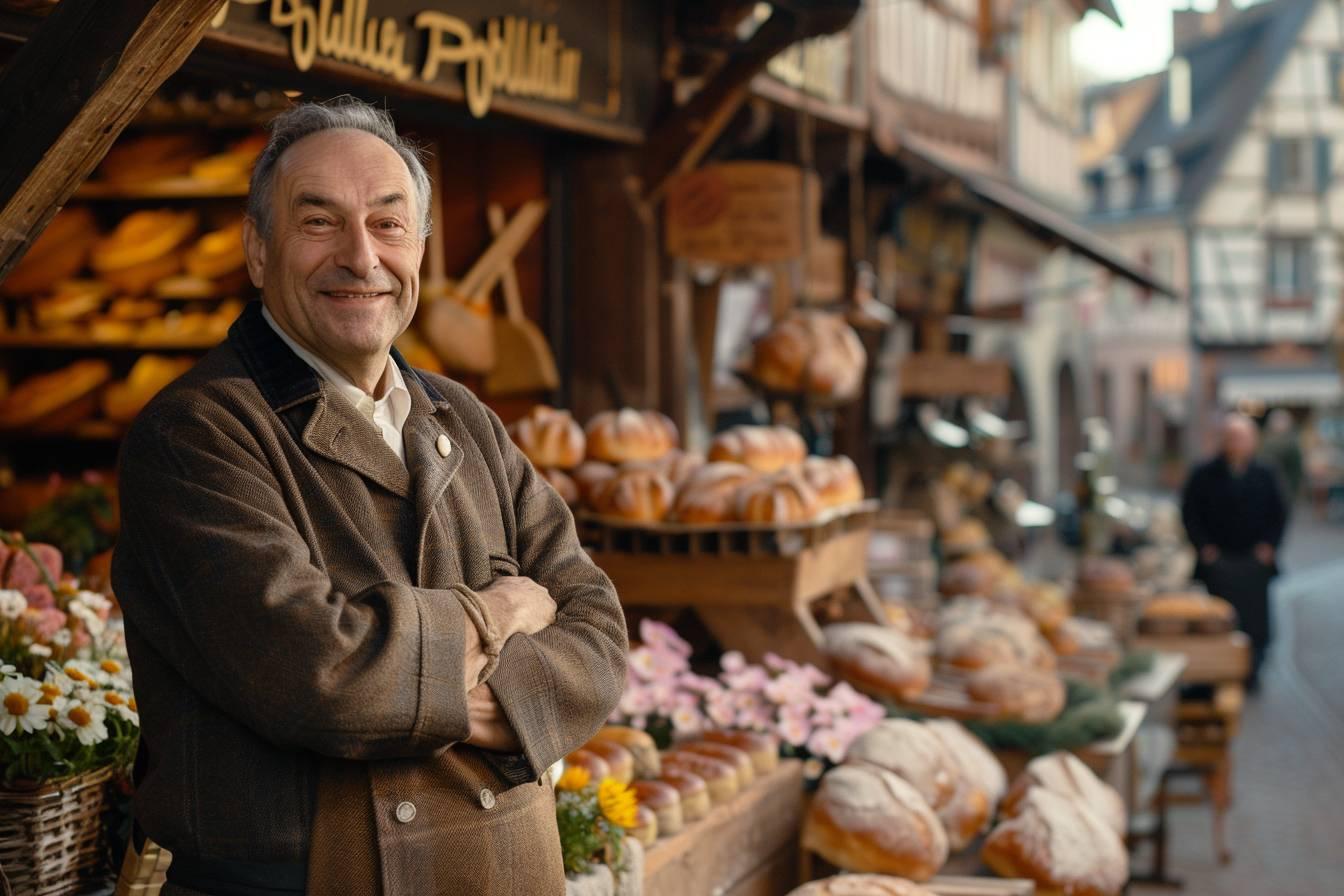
<box><xmin>294</xmin><ymin>192</ymin><xmax>333</xmax><ymax>210</ymax></box>
<box><xmin>372</xmin><ymin>192</ymin><xmax>408</xmax><ymax>209</ymax></box>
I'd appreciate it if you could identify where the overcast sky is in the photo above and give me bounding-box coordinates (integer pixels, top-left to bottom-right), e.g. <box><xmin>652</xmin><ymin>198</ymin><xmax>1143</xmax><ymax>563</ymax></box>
<box><xmin>1071</xmin><ymin>0</ymin><xmax>1258</xmax><ymax>84</ymax></box>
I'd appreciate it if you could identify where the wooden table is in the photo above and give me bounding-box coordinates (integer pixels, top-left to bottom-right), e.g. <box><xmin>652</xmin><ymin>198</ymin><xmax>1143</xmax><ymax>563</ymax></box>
<box><xmin>1120</xmin><ymin>651</ymin><xmax>1188</xmax><ymax>704</ymax></box>
<box><xmin>643</xmin><ymin>759</ymin><xmax>804</xmax><ymax>896</ymax></box>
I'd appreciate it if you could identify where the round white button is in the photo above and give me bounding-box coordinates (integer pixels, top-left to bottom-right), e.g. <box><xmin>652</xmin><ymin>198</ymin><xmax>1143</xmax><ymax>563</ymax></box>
<box><xmin>436</xmin><ymin>434</ymin><xmax>452</xmax><ymax>457</ymax></box>
<box><xmin>395</xmin><ymin>800</ymin><xmax>416</xmax><ymax>824</ymax></box>
<box><xmin>479</xmin><ymin>788</ymin><xmax>496</xmax><ymax>809</ymax></box>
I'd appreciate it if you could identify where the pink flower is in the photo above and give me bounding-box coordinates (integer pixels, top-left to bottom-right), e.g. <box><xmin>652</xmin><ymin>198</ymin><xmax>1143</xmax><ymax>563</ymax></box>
<box><xmin>777</xmin><ymin>715</ymin><xmax>812</xmax><ymax>747</ymax></box>
<box><xmin>619</xmin><ymin>686</ymin><xmax>655</xmax><ymax>717</ymax></box>
<box><xmin>21</xmin><ymin>607</ymin><xmax>67</xmax><ymax>641</ymax></box>
<box><xmin>736</xmin><ymin>706</ymin><xmax>773</xmax><ymax>731</ymax></box>
<box><xmin>21</xmin><ymin>585</ymin><xmax>54</xmax><ymax>610</ymax></box>
<box><xmin>722</xmin><ymin>665</ymin><xmax>769</xmax><ymax>693</ymax></box>
<box><xmin>798</xmin><ymin>663</ymin><xmax>832</xmax><ymax>688</ymax></box>
<box><xmin>639</xmin><ymin>619</ymin><xmax>692</xmax><ymax>658</ymax></box>
<box><xmin>628</xmin><ymin>646</ymin><xmax>658</xmax><ymax>682</ymax></box>
<box><xmin>764</xmin><ymin>671</ymin><xmax>813</xmax><ymax>706</ymax></box>
<box><xmin>671</xmin><ymin>706</ymin><xmax>705</xmax><ymax>734</ymax></box>
<box><xmin>780</xmin><ymin>700</ymin><xmax>812</xmax><ymax>722</ymax></box>
<box><xmin>720</xmin><ymin>651</ymin><xmax>746</xmax><ymax>674</ymax></box>
<box><xmin>649</xmin><ymin>646</ymin><xmax>689</xmax><ymax>680</ymax></box>
<box><xmin>706</xmin><ymin>693</ymin><xmax>737</xmax><ymax>728</ymax></box>
<box><xmin>762</xmin><ymin>652</ymin><xmax>796</xmax><ymax>673</ymax></box>
<box><xmin>806</xmin><ymin>727</ymin><xmax>850</xmax><ymax>764</ymax></box>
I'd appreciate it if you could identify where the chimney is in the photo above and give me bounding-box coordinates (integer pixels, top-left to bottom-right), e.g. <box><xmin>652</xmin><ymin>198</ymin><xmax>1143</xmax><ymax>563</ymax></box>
<box><xmin>1173</xmin><ymin>0</ymin><xmax>1236</xmax><ymax>52</ymax></box>
<box><xmin>1169</xmin><ymin>56</ymin><xmax>1191</xmax><ymax>127</ymax></box>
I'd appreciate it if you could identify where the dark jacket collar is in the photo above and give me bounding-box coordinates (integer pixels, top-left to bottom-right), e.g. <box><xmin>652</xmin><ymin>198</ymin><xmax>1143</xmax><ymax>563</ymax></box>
<box><xmin>227</xmin><ymin>299</ymin><xmax>444</xmax><ymax>412</ymax></box>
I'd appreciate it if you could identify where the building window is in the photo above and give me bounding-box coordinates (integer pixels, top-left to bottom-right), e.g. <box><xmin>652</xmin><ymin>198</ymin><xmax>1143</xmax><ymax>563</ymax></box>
<box><xmin>1330</xmin><ymin>52</ymin><xmax>1344</xmax><ymax>104</ymax></box>
<box><xmin>1269</xmin><ymin>137</ymin><xmax>1329</xmax><ymax>192</ymax></box>
<box><xmin>1266</xmin><ymin>237</ymin><xmax>1315</xmax><ymax>305</ymax></box>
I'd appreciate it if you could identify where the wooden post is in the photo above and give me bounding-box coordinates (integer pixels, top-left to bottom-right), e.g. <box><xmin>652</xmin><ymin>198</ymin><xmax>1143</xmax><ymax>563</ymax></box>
<box><xmin>0</xmin><ymin>0</ymin><xmax>223</xmax><ymax>282</ymax></box>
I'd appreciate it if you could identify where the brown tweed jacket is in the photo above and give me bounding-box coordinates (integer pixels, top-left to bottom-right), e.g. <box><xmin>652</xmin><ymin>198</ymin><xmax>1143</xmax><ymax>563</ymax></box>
<box><xmin>112</xmin><ymin>300</ymin><xmax>627</xmax><ymax>894</ymax></box>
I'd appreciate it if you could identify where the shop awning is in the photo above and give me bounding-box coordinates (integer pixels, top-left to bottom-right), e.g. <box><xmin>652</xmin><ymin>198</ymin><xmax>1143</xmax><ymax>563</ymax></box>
<box><xmin>883</xmin><ymin>135</ymin><xmax>1177</xmax><ymax>298</ymax></box>
<box><xmin>1218</xmin><ymin>369</ymin><xmax>1343</xmax><ymax>407</ymax></box>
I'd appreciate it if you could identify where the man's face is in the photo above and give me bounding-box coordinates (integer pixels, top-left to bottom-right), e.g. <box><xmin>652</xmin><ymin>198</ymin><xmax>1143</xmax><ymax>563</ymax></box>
<box><xmin>1222</xmin><ymin>418</ymin><xmax>1258</xmax><ymax>467</ymax></box>
<box><xmin>243</xmin><ymin>128</ymin><xmax>423</xmax><ymax>371</ymax></box>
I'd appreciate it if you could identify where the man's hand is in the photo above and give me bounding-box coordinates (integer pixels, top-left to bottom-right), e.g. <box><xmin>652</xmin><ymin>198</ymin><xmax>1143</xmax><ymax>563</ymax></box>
<box><xmin>1254</xmin><ymin>543</ymin><xmax>1276</xmax><ymax>566</ymax></box>
<box><xmin>466</xmin><ymin>681</ymin><xmax>522</xmax><ymax>752</ymax></box>
<box><xmin>1200</xmin><ymin>545</ymin><xmax>1220</xmax><ymax>565</ymax></box>
<box><xmin>478</xmin><ymin>576</ymin><xmax>556</xmax><ymax>640</ymax></box>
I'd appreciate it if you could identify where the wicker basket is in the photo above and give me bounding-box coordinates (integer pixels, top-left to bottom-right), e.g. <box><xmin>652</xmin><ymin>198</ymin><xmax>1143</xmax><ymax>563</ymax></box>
<box><xmin>0</xmin><ymin>766</ymin><xmax>115</xmax><ymax>896</ymax></box>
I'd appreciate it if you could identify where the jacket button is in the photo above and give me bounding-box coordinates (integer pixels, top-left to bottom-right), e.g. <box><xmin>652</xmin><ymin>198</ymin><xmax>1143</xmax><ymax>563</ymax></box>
<box><xmin>395</xmin><ymin>800</ymin><xmax>417</xmax><ymax>823</ymax></box>
<box><xmin>479</xmin><ymin>788</ymin><xmax>496</xmax><ymax>809</ymax></box>
<box><xmin>436</xmin><ymin>434</ymin><xmax>452</xmax><ymax>457</ymax></box>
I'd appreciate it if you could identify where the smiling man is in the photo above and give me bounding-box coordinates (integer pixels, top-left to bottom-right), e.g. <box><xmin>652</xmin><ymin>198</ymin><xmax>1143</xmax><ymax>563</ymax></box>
<box><xmin>111</xmin><ymin>98</ymin><xmax>627</xmax><ymax>895</ymax></box>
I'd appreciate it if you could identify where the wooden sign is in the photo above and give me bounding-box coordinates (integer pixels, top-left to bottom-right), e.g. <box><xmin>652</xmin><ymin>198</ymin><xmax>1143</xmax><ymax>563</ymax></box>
<box><xmin>666</xmin><ymin>162</ymin><xmax>804</xmax><ymax>266</ymax></box>
<box><xmin>803</xmin><ymin>235</ymin><xmax>846</xmax><ymax>303</ymax></box>
<box><xmin>899</xmin><ymin>353</ymin><xmax>1011</xmax><ymax>398</ymax></box>
<box><xmin>207</xmin><ymin>0</ymin><xmax>657</xmax><ymax>138</ymax></box>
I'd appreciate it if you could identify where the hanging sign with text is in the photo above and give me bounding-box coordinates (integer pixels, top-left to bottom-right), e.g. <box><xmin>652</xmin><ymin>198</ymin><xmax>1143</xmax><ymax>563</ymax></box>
<box><xmin>665</xmin><ymin>162</ymin><xmax>805</xmax><ymax>266</ymax></box>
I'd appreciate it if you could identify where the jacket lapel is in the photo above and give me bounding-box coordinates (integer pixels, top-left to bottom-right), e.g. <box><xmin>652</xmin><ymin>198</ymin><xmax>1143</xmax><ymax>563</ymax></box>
<box><xmin>302</xmin><ymin>389</ymin><xmax>412</xmax><ymax>499</ymax></box>
<box><xmin>401</xmin><ymin>374</ymin><xmax>464</xmax><ymax>584</ymax></box>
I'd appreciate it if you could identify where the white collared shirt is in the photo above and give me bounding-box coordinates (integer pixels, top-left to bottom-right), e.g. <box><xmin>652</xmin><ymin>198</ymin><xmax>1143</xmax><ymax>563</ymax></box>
<box><xmin>261</xmin><ymin>304</ymin><xmax>412</xmax><ymax>464</ymax></box>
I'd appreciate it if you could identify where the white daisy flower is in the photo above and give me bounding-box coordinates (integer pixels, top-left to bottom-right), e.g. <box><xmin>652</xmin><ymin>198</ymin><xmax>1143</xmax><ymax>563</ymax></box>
<box><xmin>97</xmin><ymin>689</ymin><xmax>140</xmax><ymax>726</ymax></box>
<box><xmin>51</xmin><ymin>628</ymin><xmax>72</xmax><ymax>648</ymax></box>
<box><xmin>0</xmin><ymin>663</ymin><xmax>17</xmax><ymax>679</ymax></box>
<box><xmin>1</xmin><ymin>678</ymin><xmax>49</xmax><ymax>735</ymax></box>
<box><xmin>72</xmin><ymin>590</ymin><xmax>112</xmax><ymax>615</ymax></box>
<box><xmin>28</xmin><ymin>643</ymin><xmax>52</xmax><ymax>657</ymax></box>
<box><xmin>0</xmin><ymin>589</ymin><xmax>25</xmax><ymax>620</ymax></box>
<box><xmin>62</xmin><ymin>660</ymin><xmax>104</xmax><ymax>688</ymax></box>
<box><xmin>57</xmin><ymin>699</ymin><xmax>109</xmax><ymax>746</ymax></box>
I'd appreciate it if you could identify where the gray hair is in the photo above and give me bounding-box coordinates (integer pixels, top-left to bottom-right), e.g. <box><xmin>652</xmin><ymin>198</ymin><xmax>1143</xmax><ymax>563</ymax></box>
<box><xmin>247</xmin><ymin>96</ymin><xmax>433</xmax><ymax>239</ymax></box>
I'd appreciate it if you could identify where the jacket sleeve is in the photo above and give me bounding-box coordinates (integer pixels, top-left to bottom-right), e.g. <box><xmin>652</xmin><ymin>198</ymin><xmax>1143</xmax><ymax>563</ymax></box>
<box><xmin>112</xmin><ymin>405</ymin><xmax>472</xmax><ymax>761</ymax></box>
<box><xmin>478</xmin><ymin>405</ymin><xmax>628</xmax><ymax>783</ymax></box>
<box><xmin>1261</xmin><ymin>466</ymin><xmax>1289</xmax><ymax>549</ymax></box>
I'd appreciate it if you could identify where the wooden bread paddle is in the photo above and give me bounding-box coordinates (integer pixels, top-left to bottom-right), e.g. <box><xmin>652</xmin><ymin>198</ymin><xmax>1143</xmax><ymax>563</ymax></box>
<box><xmin>417</xmin><ymin>165</ymin><xmax>495</xmax><ymax>374</ymax></box>
<box><xmin>483</xmin><ymin>202</ymin><xmax>559</xmax><ymax>394</ymax></box>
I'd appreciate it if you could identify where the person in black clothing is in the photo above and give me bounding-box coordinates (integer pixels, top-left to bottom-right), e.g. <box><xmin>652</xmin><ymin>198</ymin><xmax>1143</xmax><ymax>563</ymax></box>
<box><xmin>1181</xmin><ymin>413</ymin><xmax>1288</xmax><ymax>691</ymax></box>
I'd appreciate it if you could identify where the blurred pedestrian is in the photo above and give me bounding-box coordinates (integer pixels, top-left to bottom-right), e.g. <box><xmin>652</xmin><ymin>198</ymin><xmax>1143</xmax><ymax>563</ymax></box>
<box><xmin>1260</xmin><ymin>408</ymin><xmax>1303</xmax><ymax>505</ymax></box>
<box><xmin>1180</xmin><ymin>413</ymin><xmax>1288</xmax><ymax>691</ymax></box>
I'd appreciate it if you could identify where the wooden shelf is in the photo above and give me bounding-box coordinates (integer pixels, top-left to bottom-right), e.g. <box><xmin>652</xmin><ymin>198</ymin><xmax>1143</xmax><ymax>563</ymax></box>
<box><xmin>73</xmin><ymin>178</ymin><xmax>248</xmax><ymax>200</ymax></box>
<box><xmin>3</xmin><ymin>422</ymin><xmax>127</xmax><ymax>442</ymax></box>
<box><xmin>0</xmin><ymin>333</ymin><xmax>220</xmax><ymax>351</ymax></box>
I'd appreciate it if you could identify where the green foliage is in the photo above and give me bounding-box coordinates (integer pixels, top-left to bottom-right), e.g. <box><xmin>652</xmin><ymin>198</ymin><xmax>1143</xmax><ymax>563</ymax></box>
<box><xmin>1108</xmin><ymin>650</ymin><xmax>1157</xmax><ymax>689</ymax></box>
<box><xmin>555</xmin><ymin>786</ymin><xmax>626</xmax><ymax>877</ymax></box>
<box><xmin>22</xmin><ymin>481</ymin><xmax>117</xmax><ymax>574</ymax></box>
<box><xmin>963</xmin><ymin>678</ymin><xmax>1125</xmax><ymax>755</ymax></box>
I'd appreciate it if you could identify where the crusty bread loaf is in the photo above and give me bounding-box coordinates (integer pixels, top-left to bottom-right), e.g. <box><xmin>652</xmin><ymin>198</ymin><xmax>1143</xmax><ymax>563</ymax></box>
<box><xmin>935</xmin><ymin>612</ymin><xmax>1056</xmax><ymax>672</ymax></box>
<box><xmin>540</xmin><ymin>468</ymin><xmax>579</xmax><ymax>508</ymax></box>
<box><xmin>590</xmin><ymin>468</ymin><xmax>675</xmax><ymax>523</ymax></box>
<box><xmin>630</xmin><ymin>803</ymin><xmax>659</xmax><ymax>846</ymax></box>
<box><xmin>707</xmin><ymin>425</ymin><xmax>807</xmax><ymax>473</ymax></box>
<box><xmin>671</xmin><ymin>461</ymin><xmax>757</xmax><ymax>524</ymax></box>
<box><xmin>584</xmin><ymin>739</ymin><xmax>634</xmax><ymax>785</ymax></box>
<box><xmin>585</xmin><ymin>408</ymin><xmax>678</xmax><ymax>463</ymax></box>
<box><xmin>31</xmin><ymin>280</ymin><xmax>112</xmax><ymax>329</ymax></box>
<box><xmin>1143</xmin><ymin>592</ymin><xmax>1234</xmax><ymax>621</ymax></box>
<box><xmin>1021</xmin><ymin>582</ymin><xmax>1071</xmax><ymax>634</ymax></box>
<box><xmin>734</xmin><ymin>469</ymin><xmax>821</xmax><ymax>523</ymax></box>
<box><xmin>96</xmin><ymin>133</ymin><xmax>205</xmax><ymax>185</ymax></box>
<box><xmin>632</xmin><ymin>780</ymin><xmax>683</xmax><ymax>836</ymax></box>
<box><xmin>751</xmin><ymin>311</ymin><xmax>866</xmax><ymax>400</ymax></box>
<box><xmin>846</xmin><ymin>719</ymin><xmax>957</xmax><ymax>811</ymax></box>
<box><xmin>656</xmin><ymin>768</ymin><xmax>709</xmax><ymax>822</ymax></box>
<box><xmin>802</xmin><ymin>764</ymin><xmax>948</xmax><ymax>881</ymax></box>
<box><xmin>941</xmin><ymin>518</ymin><xmax>991</xmax><ymax>556</ymax></box>
<box><xmin>102</xmin><ymin>355</ymin><xmax>193</xmax><ymax>424</ymax></box>
<box><xmin>787</xmin><ymin>874</ymin><xmax>937</xmax><ymax>896</ymax></box>
<box><xmin>184</xmin><ymin>219</ymin><xmax>246</xmax><ymax>280</ymax></box>
<box><xmin>938</xmin><ymin>560</ymin><xmax>998</xmax><ymax>598</ymax></box>
<box><xmin>0</xmin><ymin>360</ymin><xmax>112</xmax><ymax>430</ymax></box>
<box><xmin>661</xmin><ymin>752</ymin><xmax>739</xmax><ymax>805</ymax></box>
<box><xmin>936</xmin><ymin>779</ymin><xmax>991</xmax><ymax>852</ymax></box>
<box><xmin>564</xmin><ymin>749</ymin><xmax>611</xmax><ymax>782</ymax></box>
<box><xmin>595</xmin><ymin>725</ymin><xmax>660</xmax><ymax>779</ymax></box>
<box><xmin>965</xmin><ymin>664</ymin><xmax>1066</xmax><ymax>724</ymax></box>
<box><xmin>0</xmin><ymin>209</ymin><xmax>100</xmax><ymax>297</ymax></box>
<box><xmin>802</xmin><ymin>455</ymin><xmax>865</xmax><ymax>509</ymax></box>
<box><xmin>508</xmin><ymin>405</ymin><xmax>586</xmax><ymax>469</ymax></box>
<box><xmin>1075</xmin><ymin>556</ymin><xmax>1135</xmax><ymax>594</ymax></box>
<box><xmin>671</xmin><ymin>742</ymin><xmax>754</xmax><ymax>787</ymax></box>
<box><xmin>573</xmin><ymin>461</ymin><xmax>618</xmax><ymax>509</ymax></box>
<box><xmin>823</xmin><ymin>623</ymin><xmax>931</xmax><ymax>702</ymax></box>
<box><xmin>981</xmin><ymin>787</ymin><xmax>1128</xmax><ymax>896</ymax></box>
<box><xmin>1001</xmin><ymin>751</ymin><xmax>1126</xmax><ymax>838</ymax></box>
<box><xmin>924</xmin><ymin>719</ymin><xmax>1006</xmax><ymax>805</ymax></box>
<box><xmin>91</xmin><ymin>209</ymin><xmax>198</xmax><ymax>273</ymax></box>
<box><xmin>700</xmin><ymin>730</ymin><xmax>779</xmax><ymax>775</ymax></box>
<box><xmin>655</xmin><ymin>449</ymin><xmax>705</xmax><ymax>489</ymax></box>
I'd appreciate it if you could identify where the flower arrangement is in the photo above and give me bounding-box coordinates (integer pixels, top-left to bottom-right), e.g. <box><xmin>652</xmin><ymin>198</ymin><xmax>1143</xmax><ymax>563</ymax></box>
<box><xmin>613</xmin><ymin>619</ymin><xmax>885</xmax><ymax>780</ymax></box>
<box><xmin>0</xmin><ymin>532</ymin><xmax>137</xmax><ymax>787</ymax></box>
<box><xmin>554</xmin><ymin>765</ymin><xmax>637</xmax><ymax>876</ymax></box>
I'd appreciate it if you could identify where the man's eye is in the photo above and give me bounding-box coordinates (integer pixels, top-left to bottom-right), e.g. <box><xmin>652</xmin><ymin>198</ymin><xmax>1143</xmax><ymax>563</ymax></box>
<box><xmin>375</xmin><ymin>219</ymin><xmax>405</xmax><ymax>231</ymax></box>
<box><xmin>305</xmin><ymin>217</ymin><xmax>332</xmax><ymax>227</ymax></box>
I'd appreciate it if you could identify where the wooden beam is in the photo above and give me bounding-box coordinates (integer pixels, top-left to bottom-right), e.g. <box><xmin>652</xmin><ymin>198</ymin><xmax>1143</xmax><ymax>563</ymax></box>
<box><xmin>641</xmin><ymin>1</ymin><xmax>860</xmax><ymax>204</ymax></box>
<box><xmin>0</xmin><ymin>0</ymin><xmax>222</xmax><ymax>282</ymax></box>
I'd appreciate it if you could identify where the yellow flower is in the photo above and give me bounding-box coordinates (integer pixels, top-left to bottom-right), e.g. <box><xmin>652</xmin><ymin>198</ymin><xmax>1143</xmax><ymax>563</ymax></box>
<box><xmin>556</xmin><ymin>766</ymin><xmax>591</xmax><ymax>792</ymax></box>
<box><xmin>100</xmin><ymin>659</ymin><xmax>123</xmax><ymax>676</ymax></box>
<box><xmin>597</xmin><ymin>777</ymin><xmax>638</xmax><ymax>829</ymax></box>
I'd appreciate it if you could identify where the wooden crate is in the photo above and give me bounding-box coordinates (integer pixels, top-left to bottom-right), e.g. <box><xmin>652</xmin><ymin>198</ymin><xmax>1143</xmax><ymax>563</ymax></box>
<box><xmin>1131</xmin><ymin>632</ymin><xmax>1251</xmax><ymax>684</ymax></box>
<box><xmin>643</xmin><ymin>760</ymin><xmax>804</xmax><ymax>896</ymax></box>
<box><xmin>584</xmin><ymin>502</ymin><xmax>886</xmax><ymax>666</ymax></box>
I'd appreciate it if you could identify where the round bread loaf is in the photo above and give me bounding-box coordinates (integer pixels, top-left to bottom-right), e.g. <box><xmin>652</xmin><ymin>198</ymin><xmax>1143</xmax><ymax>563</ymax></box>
<box><xmin>661</xmin><ymin>752</ymin><xmax>739</xmax><ymax>806</ymax></box>
<box><xmin>591</xmin><ymin>468</ymin><xmax>675</xmax><ymax>523</ymax></box>
<box><xmin>938</xmin><ymin>561</ymin><xmax>998</xmax><ymax>598</ymax></box>
<box><xmin>802</xmin><ymin>764</ymin><xmax>948</xmax><ymax>881</ymax></box>
<box><xmin>734</xmin><ymin>469</ymin><xmax>821</xmax><ymax>523</ymax></box>
<box><xmin>981</xmin><ymin>787</ymin><xmax>1128</xmax><ymax>896</ymax></box>
<box><xmin>823</xmin><ymin>623</ymin><xmax>931</xmax><ymax>702</ymax></box>
<box><xmin>656</xmin><ymin>449</ymin><xmax>705</xmax><ymax>489</ymax></box>
<box><xmin>540</xmin><ymin>468</ymin><xmax>579</xmax><ymax>508</ymax></box>
<box><xmin>585</xmin><ymin>408</ymin><xmax>678</xmax><ymax>463</ymax></box>
<box><xmin>564</xmin><ymin>749</ymin><xmax>611</xmax><ymax>782</ymax></box>
<box><xmin>965</xmin><ymin>665</ymin><xmax>1066</xmax><ymax>724</ymax></box>
<box><xmin>846</xmin><ymin>719</ymin><xmax>957</xmax><ymax>811</ymax></box>
<box><xmin>751</xmin><ymin>311</ymin><xmax>866</xmax><ymax>399</ymax></box>
<box><xmin>671</xmin><ymin>462</ymin><xmax>757</xmax><ymax>524</ymax></box>
<box><xmin>573</xmin><ymin>461</ymin><xmax>618</xmax><ymax>509</ymax></box>
<box><xmin>596</xmin><ymin>725</ymin><xmax>660</xmax><ymax>779</ymax></box>
<box><xmin>630</xmin><ymin>803</ymin><xmax>659</xmax><ymax>846</ymax></box>
<box><xmin>700</xmin><ymin>729</ymin><xmax>779</xmax><ymax>775</ymax></box>
<box><xmin>787</xmin><ymin>874</ymin><xmax>937</xmax><ymax>896</ymax></box>
<box><xmin>802</xmin><ymin>455</ymin><xmax>865</xmax><ymax>509</ymax></box>
<box><xmin>657</xmin><ymin>768</ymin><xmax>710</xmax><ymax>822</ymax></box>
<box><xmin>935</xmin><ymin>613</ymin><xmax>1056</xmax><ymax>672</ymax></box>
<box><xmin>707</xmin><ymin>425</ymin><xmax>807</xmax><ymax>473</ymax></box>
<box><xmin>184</xmin><ymin>219</ymin><xmax>246</xmax><ymax>279</ymax></box>
<box><xmin>1143</xmin><ymin>592</ymin><xmax>1234</xmax><ymax>621</ymax></box>
<box><xmin>632</xmin><ymin>780</ymin><xmax>683</xmax><ymax>836</ymax></box>
<box><xmin>0</xmin><ymin>360</ymin><xmax>113</xmax><ymax>430</ymax></box>
<box><xmin>1001</xmin><ymin>751</ymin><xmax>1126</xmax><ymax>837</ymax></box>
<box><xmin>941</xmin><ymin>518</ymin><xmax>991</xmax><ymax>556</ymax></box>
<box><xmin>1021</xmin><ymin>582</ymin><xmax>1071</xmax><ymax>634</ymax></box>
<box><xmin>584</xmin><ymin>739</ymin><xmax>633</xmax><ymax>785</ymax></box>
<box><xmin>924</xmin><ymin>719</ymin><xmax>1007</xmax><ymax>805</ymax></box>
<box><xmin>1075</xmin><ymin>556</ymin><xmax>1135</xmax><ymax>594</ymax></box>
<box><xmin>672</xmin><ymin>742</ymin><xmax>754</xmax><ymax>787</ymax></box>
<box><xmin>936</xmin><ymin>779</ymin><xmax>991</xmax><ymax>852</ymax></box>
<box><xmin>0</xmin><ymin>208</ymin><xmax>99</xmax><ymax>296</ymax></box>
<box><xmin>507</xmin><ymin>405</ymin><xmax>586</xmax><ymax>469</ymax></box>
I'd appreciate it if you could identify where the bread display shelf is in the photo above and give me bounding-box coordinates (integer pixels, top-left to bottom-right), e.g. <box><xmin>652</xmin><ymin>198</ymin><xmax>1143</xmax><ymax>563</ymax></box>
<box><xmin>925</xmin><ymin>875</ymin><xmax>1035</xmax><ymax>896</ymax></box>
<box><xmin>1131</xmin><ymin>632</ymin><xmax>1250</xmax><ymax>683</ymax></box>
<box><xmin>0</xmin><ymin>333</ymin><xmax>221</xmax><ymax>351</ymax></box>
<box><xmin>586</xmin><ymin>501</ymin><xmax>886</xmax><ymax>667</ymax></box>
<box><xmin>74</xmin><ymin>178</ymin><xmax>249</xmax><ymax>199</ymax></box>
<box><xmin>643</xmin><ymin>759</ymin><xmax>804</xmax><ymax>896</ymax></box>
<box><xmin>1137</xmin><ymin>615</ymin><xmax>1236</xmax><ymax>636</ymax></box>
<box><xmin>3</xmin><ymin>421</ymin><xmax>125</xmax><ymax>442</ymax></box>
<box><xmin>883</xmin><ymin>671</ymin><xmax>999</xmax><ymax>722</ymax></box>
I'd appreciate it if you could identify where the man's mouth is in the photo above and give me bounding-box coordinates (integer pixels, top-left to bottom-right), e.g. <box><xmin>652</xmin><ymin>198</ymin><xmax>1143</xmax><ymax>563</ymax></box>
<box><xmin>320</xmin><ymin>290</ymin><xmax>391</xmax><ymax>299</ymax></box>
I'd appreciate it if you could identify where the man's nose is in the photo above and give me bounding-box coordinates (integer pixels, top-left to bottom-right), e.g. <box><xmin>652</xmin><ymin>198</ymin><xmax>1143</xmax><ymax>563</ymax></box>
<box><xmin>332</xmin><ymin>224</ymin><xmax>379</xmax><ymax>279</ymax></box>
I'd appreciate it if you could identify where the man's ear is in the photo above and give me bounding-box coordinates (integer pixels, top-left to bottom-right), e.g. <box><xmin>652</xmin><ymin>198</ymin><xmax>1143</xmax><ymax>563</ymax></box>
<box><xmin>242</xmin><ymin>217</ymin><xmax>266</xmax><ymax>289</ymax></box>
